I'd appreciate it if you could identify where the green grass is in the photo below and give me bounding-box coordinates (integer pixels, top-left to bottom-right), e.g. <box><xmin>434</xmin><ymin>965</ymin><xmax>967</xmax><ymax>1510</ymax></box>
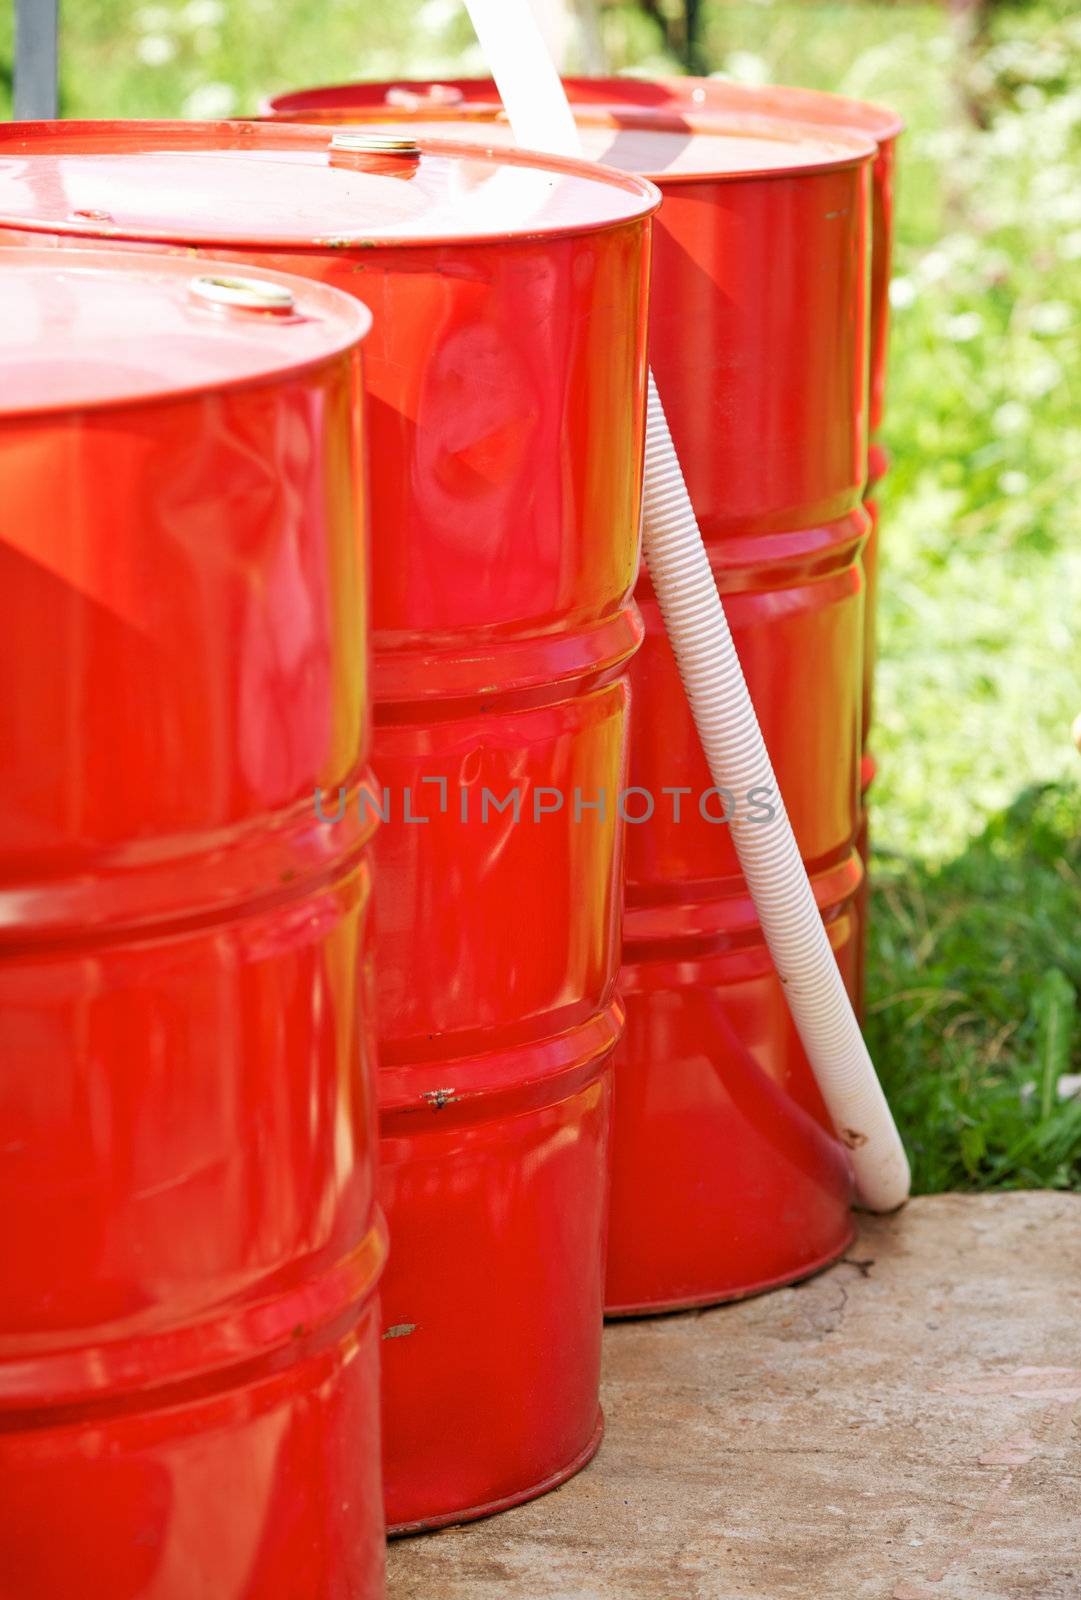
<box><xmin>0</xmin><ymin>0</ymin><xmax>492</xmax><ymax>119</ymax></box>
<box><xmin>704</xmin><ymin>0</ymin><xmax>1081</xmax><ymax>1192</ymax></box>
<box><xmin>1</xmin><ymin>0</ymin><xmax>1078</xmax><ymax>1191</ymax></box>
<box><xmin>868</xmin><ymin>783</ymin><xmax>1081</xmax><ymax>1190</ymax></box>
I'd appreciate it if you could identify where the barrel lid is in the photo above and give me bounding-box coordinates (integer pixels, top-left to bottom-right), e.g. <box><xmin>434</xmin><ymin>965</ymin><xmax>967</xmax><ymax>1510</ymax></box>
<box><xmin>0</xmin><ymin>120</ymin><xmax>658</xmax><ymax>250</ymax></box>
<box><xmin>267</xmin><ymin>105</ymin><xmax>875</xmax><ymax>182</ymax></box>
<box><xmin>614</xmin><ymin>77</ymin><xmax>905</xmax><ymax>144</ymax></box>
<box><xmin>624</xmin><ymin>76</ymin><xmax>904</xmax><ymax>144</ymax></box>
<box><xmin>0</xmin><ymin>248</ymin><xmax>370</xmax><ymax>416</ymax></box>
<box><xmin>265</xmin><ymin>74</ymin><xmax>903</xmax><ymax>146</ymax></box>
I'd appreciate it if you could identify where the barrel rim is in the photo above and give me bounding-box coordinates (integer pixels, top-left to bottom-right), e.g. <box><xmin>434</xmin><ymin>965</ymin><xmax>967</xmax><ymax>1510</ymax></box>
<box><xmin>0</xmin><ymin>118</ymin><xmax>662</xmax><ymax>251</ymax></box>
<box><xmin>266</xmin><ymin>103</ymin><xmax>878</xmax><ymax>183</ymax></box>
<box><xmin>263</xmin><ymin>73</ymin><xmax>906</xmax><ymax>145</ymax></box>
<box><xmin>646</xmin><ymin>72</ymin><xmax>905</xmax><ymax>142</ymax></box>
<box><xmin>0</xmin><ymin>245</ymin><xmax>372</xmax><ymax>419</ymax></box>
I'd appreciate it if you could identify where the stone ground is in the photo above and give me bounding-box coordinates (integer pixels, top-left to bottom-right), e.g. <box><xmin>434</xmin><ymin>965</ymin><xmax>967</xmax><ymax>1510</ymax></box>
<box><xmin>388</xmin><ymin>1193</ymin><xmax>1080</xmax><ymax>1600</ymax></box>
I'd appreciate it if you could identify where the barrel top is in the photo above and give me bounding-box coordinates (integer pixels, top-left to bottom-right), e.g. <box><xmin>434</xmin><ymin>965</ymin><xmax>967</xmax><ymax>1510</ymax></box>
<box><xmin>0</xmin><ymin>120</ymin><xmax>659</xmax><ymax>251</ymax></box>
<box><xmin>266</xmin><ymin>74</ymin><xmax>903</xmax><ymax>146</ymax></box>
<box><xmin>0</xmin><ymin>247</ymin><xmax>370</xmax><ymax>416</ymax></box>
<box><xmin>638</xmin><ymin>76</ymin><xmax>905</xmax><ymax>143</ymax></box>
<box><xmin>267</xmin><ymin>104</ymin><xmax>875</xmax><ymax>183</ymax></box>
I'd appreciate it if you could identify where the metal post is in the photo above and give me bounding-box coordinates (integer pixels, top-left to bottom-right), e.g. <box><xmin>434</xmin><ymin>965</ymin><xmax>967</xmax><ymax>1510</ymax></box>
<box><xmin>14</xmin><ymin>0</ymin><xmax>60</xmax><ymax>120</ymax></box>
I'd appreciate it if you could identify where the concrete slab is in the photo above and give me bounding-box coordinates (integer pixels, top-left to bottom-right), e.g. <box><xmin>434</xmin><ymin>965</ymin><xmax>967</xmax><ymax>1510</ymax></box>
<box><xmin>387</xmin><ymin>1193</ymin><xmax>1081</xmax><ymax>1600</ymax></box>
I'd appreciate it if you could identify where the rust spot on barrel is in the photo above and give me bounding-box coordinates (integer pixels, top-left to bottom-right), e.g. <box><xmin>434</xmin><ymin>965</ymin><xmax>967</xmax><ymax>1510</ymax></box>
<box><xmin>424</xmin><ymin>1088</ymin><xmax>456</xmax><ymax>1110</ymax></box>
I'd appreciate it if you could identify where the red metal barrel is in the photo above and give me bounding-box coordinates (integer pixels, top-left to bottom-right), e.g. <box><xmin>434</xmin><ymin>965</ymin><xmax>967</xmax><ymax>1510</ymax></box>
<box><xmin>267</xmin><ymin>75</ymin><xmax>903</xmax><ymax>1010</ymax></box>
<box><xmin>266</xmin><ymin>75</ymin><xmax>898</xmax><ymax>429</ymax></box>
<box><xmin>0</xmin><ymin>249</ymin><xmax>384</xmax><ymax>1596</ymax></box>
<box><xmin>0</xmin><ymin>122</ymin><xmax>658</xmax><ymax>1530</ymax></box>
<box><xmin>274</xmin><ymin>103</ymin><xmax>875</xmax><ymax>1311</ymax></box>
<box><xmin>652</xmin><ymin>81</ymin><xmax>901</xmax><ymax>1012</ymax></box>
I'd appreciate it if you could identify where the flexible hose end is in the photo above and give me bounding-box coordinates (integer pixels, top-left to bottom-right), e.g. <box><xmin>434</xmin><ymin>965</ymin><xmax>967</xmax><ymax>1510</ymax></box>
<box><xmin>850</xmin><ymin>1143</ymin><xmax>912</xmax><ymax>1213</ymax></box>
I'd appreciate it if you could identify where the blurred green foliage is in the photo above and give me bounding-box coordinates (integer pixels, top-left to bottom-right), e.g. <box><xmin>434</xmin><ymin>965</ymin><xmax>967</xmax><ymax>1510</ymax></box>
<box><xmin>1</xmin><ymin>0</ymin><xmax>1078</xmax><ymax>1189</ymax></box>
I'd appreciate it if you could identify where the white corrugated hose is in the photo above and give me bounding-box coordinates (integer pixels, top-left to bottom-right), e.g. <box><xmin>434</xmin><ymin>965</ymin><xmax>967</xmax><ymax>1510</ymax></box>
<box><xmin>463</xmin><ymin>0</ymin><xmax>911</xmax><ymax>1211</ymax></box>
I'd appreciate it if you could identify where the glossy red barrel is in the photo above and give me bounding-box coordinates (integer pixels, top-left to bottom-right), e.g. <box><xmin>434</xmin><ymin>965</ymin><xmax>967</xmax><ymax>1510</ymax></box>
<box><xmin>0</xmin><ymin>123</ymin><xmax>658</xmax><ymax>1531</ymax></box>
<box><xmin>267</xmin><ymin>75</ymin><xmax>898</xmax><ymax>426</ymax></box>
<box><xmin>0</xmin><ymin>250</ymin><xmax>384</xmax><ymax>1596</ymax></box>
<box><xmin>284</xmin><ymin>103</ymin><xmax>874</xmax><ymax>1310</ymax></box>
<box><xmin>268</xmin><ymin>75</ymin><xmax>903</xmax><ymax>1010</ymax></box>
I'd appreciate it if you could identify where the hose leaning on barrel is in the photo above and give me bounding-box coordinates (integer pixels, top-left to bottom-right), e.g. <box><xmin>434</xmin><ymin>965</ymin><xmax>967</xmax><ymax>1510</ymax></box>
<box><xmin>641</xmin><ymin>376</ymin><xmax>909</xmax><ymax>1211</ymax></box>
<box><xmin>463</xmin><ymin>0</ymin><xmax>911</xmax><ymax>1212</ymax></box>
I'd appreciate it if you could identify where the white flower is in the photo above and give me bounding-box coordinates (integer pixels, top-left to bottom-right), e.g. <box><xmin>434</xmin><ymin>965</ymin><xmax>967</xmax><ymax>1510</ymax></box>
<box><xmin>721</xmin><ymin>52</ymin><xmax>770</xmax><ymax>86</ymax></box>
<box><xmin>919</xmin><ymin>249</ymin><xmax>951</xmax><ymax>282</ymax></box>
<box><xmin>997</xmin><ymin>471</ymin><xmax>1030</xmax><ymax>496</ymax></box>
<box><xmin>889</xmin><ymin>276</ymin><xmax>917</xmax><ymax>309</ymax></box>
<box><xmin>183</xmin><ymin>0</ymin><xmax>225</xmax><ymax>24</ymax></box>
<box><xmin>1029</xmin><ymin>300</ymin><xmax>1074</xmax><ymax>336</ymax></box>
<box><xmin>182</xmin><ymin>81</ymin><xmax>238</xmax><ymax>118</ymax></box>
<box><xmin>991</xmin><ymin>401</ymin><xmax>1029</xmax><ymax>436</ymax></box>
<box><xmin>417</xmin><ymin>0</ymin><xmax>460</xmax><ymax>29</ymax></box>
<box><xmin>135</xmin><ymin>5</ymin><xmax>172</xmax><ymax>30</ymax></box>
<box><xmin>1018</xmin><ymin>356</ymin><xmax>1063</xmax><ymax>398</ymax></box>
<box><xmin>1044</xmin><ymin>189</ymin><xmax>1081</xmax><ymax>225</ymax></box>
<box><xmin>137</xmin><ymin>34</ymin><xmax>176</xmax><ymax>65</ymax></box>
<box><xmin>944</xmin><ymin>311</ymin><xmax>983</xmax><ymax>342</ymax></box>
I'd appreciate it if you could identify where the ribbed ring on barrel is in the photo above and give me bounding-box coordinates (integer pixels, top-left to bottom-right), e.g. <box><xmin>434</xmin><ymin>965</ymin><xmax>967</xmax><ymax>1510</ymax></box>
<box><xmin>623</xmin><ymin>849</ymin><xmax>862</xmax><ymax>958</ymax></box>
<box><xmin>0</xmin><ymin>772</ymin><xmax>381</xmax><ymax>945</ymax></box>
<box><xmin>378</xmin><ymin>1000</ymin><xmax>624</xmax><ymax>1125</ymax></box>
<box><xmin>372</xmin><ymin>606</ymin><xmax>642</xmax><ymax>710</ymax></box>
<box><xmin>636</xmin><ymin>507</ymin><xmax>868</xmax><ymax>597</ymax></box>
<box><xmin>0</xmin><ymin>1214</ymin><xmax>388</xmax><ymax>1415</ymax></box>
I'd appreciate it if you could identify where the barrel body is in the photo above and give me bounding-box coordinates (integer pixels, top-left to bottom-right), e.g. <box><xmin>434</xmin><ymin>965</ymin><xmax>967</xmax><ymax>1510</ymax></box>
<box><xmin>653</xmin><ymin>83</ymin><xmax>900</xmax><ymax>1008</ymax></box>
<box><xmin>556</xmin><ymin>76</ymin><xmax>899</xmax><ymax>1009</ymax></box>
<box><xmin>596</xmin><ymin>80</ymin><xmax>900</xmax><ymax>855</ymax></box>
<box><xmin>613</xmin><ymin>155</ymin><xmax>869</xmax><ymax>1309</ymax></box>
<box><xmin>0</xmin><ymin>252</ymin><xmax>385</xmax><ymax>1597</ymax></box>
<box><xmin>264</xmin><ymin>229</ymin><xmax>647</xmax><ymax>1532</ymax></box>
<box><xmin>266</xmin><ymin>75</ymin><xmax>902</xmax><ymax>1011</ymax></box>
<box><xmin>330</xmin><ymin>228</ymin><xmax>648</xmax><ymax>1528</ymax></box>
<box><xmin>258</xmin><ymin>102</ymin><xmax>870</xmax><ymax>1308</ymax></box>
<box><xmin>0</xmin><ymin>120</ymin><xmax>659</xmax><ymax>1532</ymax></box>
